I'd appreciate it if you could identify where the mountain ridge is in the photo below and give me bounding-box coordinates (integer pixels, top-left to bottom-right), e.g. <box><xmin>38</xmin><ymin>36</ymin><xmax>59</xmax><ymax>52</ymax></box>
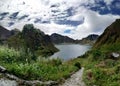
<box><xmin>94</xmin><ymin>19</ymin><xmax>120</xmax><ymax>47</ymax></box>
<box><xmin>0</xmin><ymin>24</ymin><xmax>58</xmax><ymax>56</ymax></box>
<box><xmin>50</xmin><ymin>33</ymin><xmax>75</xmax><ymax>44</ymax></box>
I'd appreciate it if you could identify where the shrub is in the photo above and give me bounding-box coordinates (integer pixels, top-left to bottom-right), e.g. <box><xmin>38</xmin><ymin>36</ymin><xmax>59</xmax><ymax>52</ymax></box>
<box><xmin>92</xmin><ymin>50</ymin><xmax>101</xmax><ymax>57</ymax></box>
<box><xmin>74</xmin><ymin>62</ymin><xmax>81</xmax><ymax>69</ymax></box>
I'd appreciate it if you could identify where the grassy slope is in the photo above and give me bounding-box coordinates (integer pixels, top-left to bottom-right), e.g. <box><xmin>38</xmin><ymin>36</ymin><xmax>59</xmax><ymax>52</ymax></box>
<box><xmin>79</xmin><ymin>19</ymin><xmax>120</xmax><ymax>86</ymax></box>
<box><xmin>0</xmin><ymin>46</ymin><xmax>80</xmax><ymax>83</ymax></box>
<box><xmin>0</xmin><ymin>41</ymin><xmax>120</xmax><ymax>85</ymax></box>
<box><xmin>74</xmin><ymin>43</ymin><xmax>120</xmax><ymax>86</ymax></box>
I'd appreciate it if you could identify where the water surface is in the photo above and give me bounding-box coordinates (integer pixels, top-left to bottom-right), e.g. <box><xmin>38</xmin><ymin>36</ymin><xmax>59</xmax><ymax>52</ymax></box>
<box><xmin>50</xmin><ymin>44</ymin><xmax>91</xmax><ymax>61</ymax></box>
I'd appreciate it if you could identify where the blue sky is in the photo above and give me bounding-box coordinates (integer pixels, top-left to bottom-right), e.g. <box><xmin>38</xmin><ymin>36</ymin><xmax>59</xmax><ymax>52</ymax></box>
<box><xmin>0</xmin><ymin>0</ymin><xmax>120</xmax><ymax>39</ymax></box>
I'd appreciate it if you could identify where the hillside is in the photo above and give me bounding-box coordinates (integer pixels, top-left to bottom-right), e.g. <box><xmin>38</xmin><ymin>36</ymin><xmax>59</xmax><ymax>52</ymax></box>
<box><xmin>94</xmin><ymin>19</ymin><xmax>120</xmax><ymax>47</ymax></box>
<box><xmin>0</xmin><ymin>26</ymin><xmax>11</xmax><ymax>44</ymax></box>
<box><xmin>50</xmin><ymin>33</ymin><xmax>75</xmax><ymax>44</ymax></box>
<box><xmin>7</xmin><ymin>24</ymin><xmax>58</xmax><ymax>56</ymax></box>
<box><xmin>80</xmin><ymin>19</ymin><xmax>120</xmax><ymax>86</ymax></box>
<box><xmin>50</xmin><ymin>33</ymin><xmax>99</xmax><ymax>45</ymax></box>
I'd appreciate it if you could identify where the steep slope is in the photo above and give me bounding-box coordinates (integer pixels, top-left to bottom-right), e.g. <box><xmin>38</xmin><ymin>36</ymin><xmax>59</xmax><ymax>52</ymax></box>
<box><xmin>0</xmin><ymin>26</ymin><xmax>11</xmax><ymax>40</ymax></box>
<box><xmin>8</xmin><ymin>24</ymin><xmax>58</xmax><ymax>56</ymax></box>
<box><xmin>50</xmin><ymin>33</ymin><xmax>75</xmax><ymax>44</ymax></box>
<box><xmin>0</xmin><ymin>26</ymin><xmax>11</xmax><ymax>44</ymax></box>
<box><xmin>94</xmin><ymin>19</ymin><xmax>120</xmax><ymax>47</ymax></box>
<box><xmin>82</xmin><ymin>19</ymin><xmax>120</xmax><ymax>86</ymax></box>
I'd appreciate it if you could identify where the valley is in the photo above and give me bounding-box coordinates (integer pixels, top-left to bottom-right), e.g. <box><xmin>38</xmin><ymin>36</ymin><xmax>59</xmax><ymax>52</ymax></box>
<box><xmin>0</xmin><ymin>19</ymin><xmax>120</xmax><ymax>86</ymax></box>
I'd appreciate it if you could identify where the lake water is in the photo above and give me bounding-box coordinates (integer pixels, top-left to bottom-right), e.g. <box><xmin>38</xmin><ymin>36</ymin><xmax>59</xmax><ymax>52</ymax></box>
<box><xmin>50</xmin><ymin>44</ymin><xmax>91</xmax><ymax>61</ymax></box>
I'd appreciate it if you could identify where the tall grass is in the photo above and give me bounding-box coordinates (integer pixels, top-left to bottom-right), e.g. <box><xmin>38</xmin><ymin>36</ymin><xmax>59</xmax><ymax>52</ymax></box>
<box><xmin>81</xmin><ymin>43</ymin><xmax>120</xmax><ymax>86</ymax></box>
<box><xmin>0</xmin><ymin>45</ymin><xmax>78</xmax><ymax>82</ymax></box>
<box><xmin>0</xmin><ymin>46</ymin><xmax>36</xmax><ymax>63</ymax></box>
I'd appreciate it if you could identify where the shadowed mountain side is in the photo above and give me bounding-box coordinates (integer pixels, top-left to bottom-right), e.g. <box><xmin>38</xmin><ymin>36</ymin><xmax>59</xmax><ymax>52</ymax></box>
<box><xmin>50</xmin><ymin>33</ymin><xmax>75</xmax><ymax>44</ymax></box>
<box><xmin>94</xmin><ymin>19</ymin><xmax>120</xmax><ymax>48</ymax></box>
<box><xmin>1</xmin><ymin>24</ymin><xmax>58</xmax><ymax>56</ymax></box>
<box><xmin>50</xmin><ymin>33</ymin><xmax>99</xmax><ymax>44</ymax></box>
<box><xmin>0</xmin><ymin>26</ymin><xmax>11</xmax><ymax>40</ymax></box>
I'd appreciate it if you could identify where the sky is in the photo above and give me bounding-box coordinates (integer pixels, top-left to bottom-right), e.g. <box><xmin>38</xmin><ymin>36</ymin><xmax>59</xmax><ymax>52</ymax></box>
<box><xmin>0</xmin><ymin>0</ymin><xmax>120</xmax><ymax>39</ymax></box>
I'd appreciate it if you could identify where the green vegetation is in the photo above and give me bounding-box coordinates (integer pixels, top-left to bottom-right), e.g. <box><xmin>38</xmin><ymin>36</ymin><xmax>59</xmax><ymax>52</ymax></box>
<box><xmin>0</xmin><ymin>45</ymin><xmax>78</xmax><ymax>82</ymax></box>
<box><xmin>0</xmin><ymin>19</ymin><xmax>120</xmax><ymax>86</ymax></box>
<box><xmin>7</xmin><ymin>24</ymin><xmax>58</xmax><ymax>57</ymax></box>
<box><xmin>80</xmin><ymin>19</ymin><xmax>120</xmax><ymax>86</ymax></box>
<box><xmin>74</xmin><ymin>42</ymin><xmax>120</xmax><ymax>86</ymax></box>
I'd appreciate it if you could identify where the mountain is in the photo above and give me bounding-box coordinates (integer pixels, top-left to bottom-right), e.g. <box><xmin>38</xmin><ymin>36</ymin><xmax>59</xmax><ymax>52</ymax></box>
<box><xmin>0</xmin><ymin>26</ymin><xmax>11</xmax><ymax>39</ymax></box>
<box><xmin>7</xmin><ymin>24</ymin><xmax>58</xmax><ymax>56</ymax></box>
<box><xmin>50</xmin><ymin>33</ymin><xmax>75</xmax><ymax>44</ymax></box>
<box><xmin>81</xmin><ymin>19</ymin><xmax>120</xmax><ymax>86</ymax></box>
<box><xmin>94</xmin><ymin>19</ymin><xmax>120</xmax><ymax>47</ymax></box>
<box><xmin>76</xmin><ymin>34</ymin><xmax>99</xmax><ymax>45</ymax></box>
<box><xmin>0</xmin><ymin>26</ymin><xmax>11</xmax><ymax>44</ymax></box>
<box><xmin>10</xmin><ymin>29</ymin><xmax>20</xmax><ymax>35</ymax></box>
<box><xmin>50</xmin><ymin>33</ymin><xmax>99</xmax><ymax>44</ymax></box>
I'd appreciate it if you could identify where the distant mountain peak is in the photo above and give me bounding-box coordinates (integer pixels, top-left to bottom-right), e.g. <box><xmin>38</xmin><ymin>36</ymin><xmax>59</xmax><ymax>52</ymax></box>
<box><xmin>50</xmin><ymin>33</ymin><xmax>75</xmax><ymax>44</ymax></box>
<box><xmin>76</xmin><ymin>34</ymin><xmax>99</xmax><ymax>45</ymax></box>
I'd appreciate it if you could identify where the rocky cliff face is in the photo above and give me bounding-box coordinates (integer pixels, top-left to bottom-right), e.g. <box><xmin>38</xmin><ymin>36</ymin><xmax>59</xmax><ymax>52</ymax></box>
<box><xmin>94</xmin><ymin>19</ymin><xmax>120</xmax><ymax>47</ymax></box>
<box><xmin>50</xmin><ymin>33</ymin><xmax>75</xmax><ymax>44</ymax></box>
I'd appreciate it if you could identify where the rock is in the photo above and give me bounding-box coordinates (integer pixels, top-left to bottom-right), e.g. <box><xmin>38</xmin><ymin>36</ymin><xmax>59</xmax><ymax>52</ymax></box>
<box><xmin>110</xmin><ymin>52</ymin><xmax>120</xmax><ymax>60</ymax></box>
<box><xmin>6</xmin><ymin>74</ymin><xmax>20</xmax><ymax>81</ymax></box>
<box><xmin>0</xmin><ymin>79</ymin><xmax>17</xmax><ymax>86</ymax></box>
<box><xmin>112</xmin><ymin>52</ymin><xmax>119</xmax><ymax>58</ymax></box>
<box><xmin>5</xmin><ymin>73</ymin><xmax>58</xmax><ymax>86</ymax></box>
<box><xmin>19</xmin><ymin>80</ymin><xmax>58</xmax><ymax>86</ymax></box>
<box><xmin>0</xmin><ymin>65</ymin><xmax>58</xmax><ymax>86</ymax></box>
<box><xmin>0</xmin><ymin>66</ymin><xmax>6</xmax><ymax>73</ymax></box>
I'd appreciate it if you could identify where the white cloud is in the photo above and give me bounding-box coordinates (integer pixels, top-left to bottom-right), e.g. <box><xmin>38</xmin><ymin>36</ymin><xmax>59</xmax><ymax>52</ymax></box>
<box><xmin>67</xmin><ymin>14</ymin><xmax>84</xmax><ymax>21</ymax></box>
<box><xmin>0</xmin><ymin>0</ymin><xmax>120</xmax><ymax>39</ymax></box>
<box><xmin>67</xmin><ymin>9</ymin><xmax>120</xmax><ymax>39</ymax></box>
<box><xmin>104</xmin><ymin>0</ymin><xmax>113</xmax><ymax>5</ymax></box>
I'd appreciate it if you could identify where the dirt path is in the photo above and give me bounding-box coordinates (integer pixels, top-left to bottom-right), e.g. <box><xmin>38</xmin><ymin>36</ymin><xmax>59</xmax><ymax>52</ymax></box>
<box><xmin>59</xmin><ymin>67</ymin><xmax>86</xmax><ymax>86</ymax></box>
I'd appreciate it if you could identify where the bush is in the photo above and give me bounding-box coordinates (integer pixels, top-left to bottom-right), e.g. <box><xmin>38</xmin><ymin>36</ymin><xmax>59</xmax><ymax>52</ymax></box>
<box><xmin>0</xmin><ymin>46</ymin><xmax>37</xmax><ymax>63</ymax></box>
<box><xmin>92</xmin><ymin>50</ymin><xmax>101</xmax><ymax>57</ymax></box>
<box><xmin>74</xmin><ymin>62</ymin><xmax>81</xmax><ymax>69</ymax></box>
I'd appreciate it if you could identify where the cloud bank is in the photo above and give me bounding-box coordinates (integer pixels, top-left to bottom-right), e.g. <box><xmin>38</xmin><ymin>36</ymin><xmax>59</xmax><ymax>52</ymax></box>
<box><xmin>0</xmin><ymin>0</ymin><xmax>120</xmax><ymax>39</ymax></box>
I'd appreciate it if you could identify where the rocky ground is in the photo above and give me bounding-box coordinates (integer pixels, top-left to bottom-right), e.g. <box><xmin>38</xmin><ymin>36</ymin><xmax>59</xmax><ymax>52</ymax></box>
<box><xmin>59</xmin><ymin>67</ymin><xmax>85</xmax><ymax>86</ymax></box>
<box><xmin>0</xmin><ymin>79</ymin><xmax>17</xmax><ymax>86</ymax></box>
